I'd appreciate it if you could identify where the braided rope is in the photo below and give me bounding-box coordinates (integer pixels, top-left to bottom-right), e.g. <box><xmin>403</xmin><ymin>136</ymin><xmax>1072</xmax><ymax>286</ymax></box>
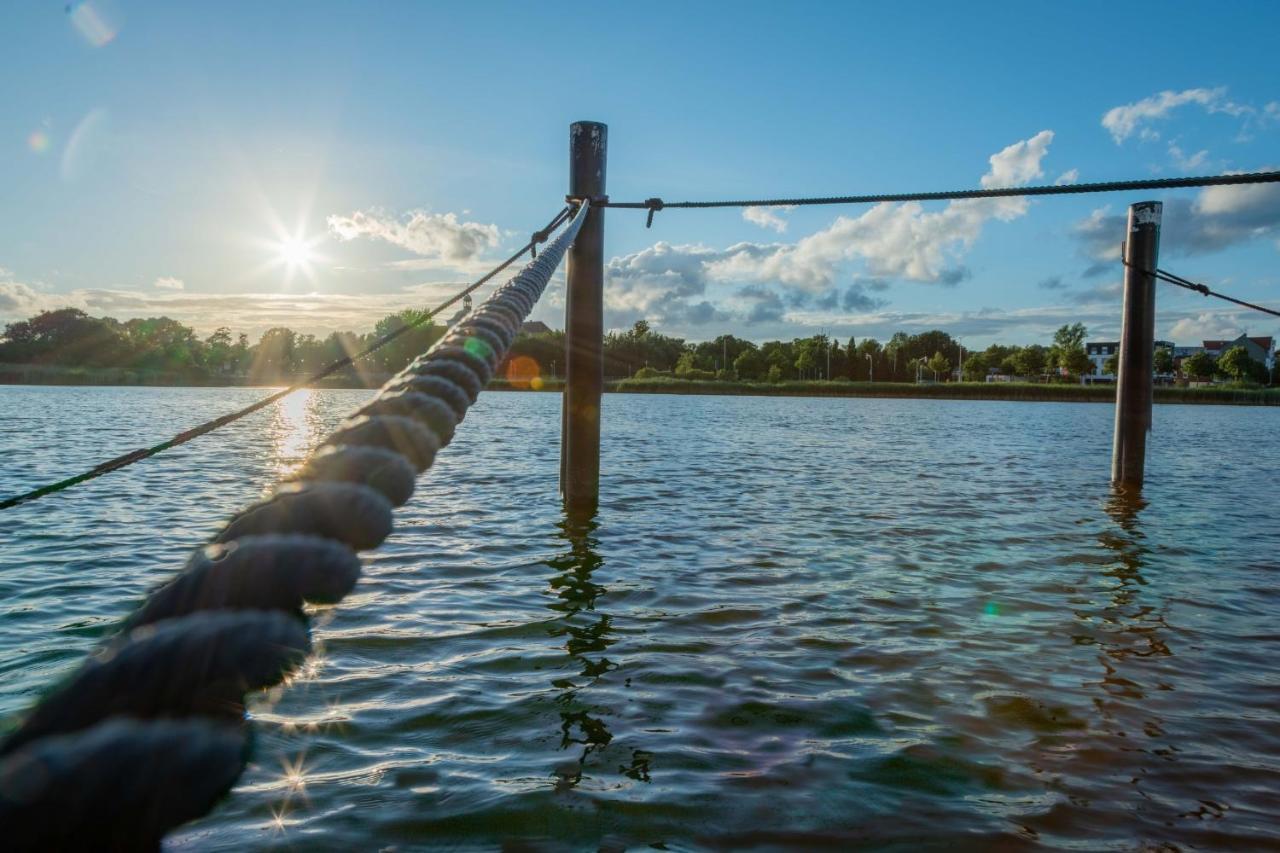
<box><xmin>0</xmin><ymin>202</ymin><xmax>589</xmax><ymax>849</ymax></box>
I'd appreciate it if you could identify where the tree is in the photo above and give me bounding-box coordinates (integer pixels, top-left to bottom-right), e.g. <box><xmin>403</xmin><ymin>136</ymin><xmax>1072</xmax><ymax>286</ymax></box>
<box><xmin>1012</xmin><ymin>344</ymin><xmax>1048</xmax><ymax>377</ymax></box>
<box><xmin>733</xmin><ymin>347</ymin><xmax>766</xmax><ymax>380</ymax></box>
<box><xmin>1153</xmin><ymin>347</ymin><xmax>1174</xmax><ymax>375</ymax></box>
<box><xmin>961</xmin><ymin>351</ymin><xmax>988</xmax><ymax>381</ymax></box>
<box><xmin>1217</xmin><ymin>346</ymin><xmax>1262</xmax><ymax>383</ymax></box>
<box><xmin>250</xmin><ymin>327</ymin><xmax>298</xmax><ymax>381</ymax></box>
<box><xmin>766</xmin><ymin>365</ymin><xmax>783</xmax><ymax>383</ymax></box>
<box><xmin>1181</xmin><ymin>351</ymin><xmax>1215</xmax><ymax>380</ymax></box>
<box><xmin>794</xmin><ymin>347</ymin><xmax>817</xmax><ymax>379</ymax></box>
<box><xmin>926</xmin><ymin>351</ymin><xmax>951</xmax><ymax>380</ymax></box>
<box><xmin>1103</xmin><ymin>354</ymin><xmax>1119</xmax><ymax>376</ymax></box>
<box><xmin>1052</xmin><ymin>323</ymin><xmax>1090</xmax><ymax>377</ymax></box>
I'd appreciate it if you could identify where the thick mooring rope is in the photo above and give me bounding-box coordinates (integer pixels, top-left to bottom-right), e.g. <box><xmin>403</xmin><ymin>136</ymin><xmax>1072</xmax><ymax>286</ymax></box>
<box><xmin>0</xmin><ymin>202</ymin><xmax>589</xmax><ymax>851</ymax></box>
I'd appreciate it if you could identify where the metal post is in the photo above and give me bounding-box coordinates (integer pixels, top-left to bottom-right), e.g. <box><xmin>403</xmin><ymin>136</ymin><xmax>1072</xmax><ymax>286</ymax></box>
<box><xmin>1111</xmin><ymin>201</ymin><xmax>1161</xmax><ymax>489</ymax></box>
<box><xmin>561</xmin><ymin>121</ymin><xmax>607</xmax><ymax>513</ymax></box>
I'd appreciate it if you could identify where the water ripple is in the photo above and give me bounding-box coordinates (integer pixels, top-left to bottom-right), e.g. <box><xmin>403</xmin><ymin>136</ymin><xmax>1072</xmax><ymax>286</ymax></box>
<box><xmin>1</xmin><ymin>388</ymin><xmax>1278</xmax><ymax>849</ymax></box>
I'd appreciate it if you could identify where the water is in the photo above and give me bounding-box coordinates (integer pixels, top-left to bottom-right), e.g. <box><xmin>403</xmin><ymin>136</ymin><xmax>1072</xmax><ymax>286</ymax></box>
<box><xmin>1</xmin><ymin>386</ymin><xmax>1278</xmax><ymax>850</ymax></box>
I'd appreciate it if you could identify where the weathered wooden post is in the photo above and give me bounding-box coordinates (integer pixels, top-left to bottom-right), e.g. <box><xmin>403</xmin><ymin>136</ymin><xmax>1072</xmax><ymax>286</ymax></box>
<box><xmin>1111</xmin><ymin>201</ymin><xmax>1161</xmax><ymax>488</ymax></box>
<box><xmin>561</xmin><ymin>121</ymin><xmax>607</xmax><ymax>512</ymax></box>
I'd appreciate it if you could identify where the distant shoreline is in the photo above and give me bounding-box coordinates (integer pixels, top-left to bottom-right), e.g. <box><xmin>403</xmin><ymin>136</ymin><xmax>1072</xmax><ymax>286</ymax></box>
<box><xmin>2</xmin><ymin>365</ymin><xmax>1277</xmax><ymax>406</ymax></box>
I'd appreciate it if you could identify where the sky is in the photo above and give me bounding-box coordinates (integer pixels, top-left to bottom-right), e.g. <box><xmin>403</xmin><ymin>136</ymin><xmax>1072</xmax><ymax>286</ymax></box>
<box><xmin>2</xmin><ymin>1</ymin><xmax>1278</xmax><ymax>349</ymax></box>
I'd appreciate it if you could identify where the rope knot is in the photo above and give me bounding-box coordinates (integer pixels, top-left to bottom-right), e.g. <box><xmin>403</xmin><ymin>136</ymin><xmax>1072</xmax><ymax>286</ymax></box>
<box><xmin>644</xmin><ymin>197</ymin><xmax>665</xmax><ymax>228</ymax></box>
<box><xmin>530</xmin><ymin>228</ymin><xmax>550</xmax><ymax>259</ymax></box>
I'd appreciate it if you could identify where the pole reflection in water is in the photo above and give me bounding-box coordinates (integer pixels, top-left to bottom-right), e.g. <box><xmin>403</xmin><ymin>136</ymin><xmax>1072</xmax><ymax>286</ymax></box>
<box><xmin>1090</xmin><ymin>489</ymin><xmax>1179</xmax><ymax>807</ymax></box>
<box><xmin>542</xmin><ymin>510</ymin><xmax>649</xmax><ymax>790</ymax></box>
<box><xmin>1097</xmin><ymin>488</ymin><xmax>1173</xmax><ymax>677</ymax></box>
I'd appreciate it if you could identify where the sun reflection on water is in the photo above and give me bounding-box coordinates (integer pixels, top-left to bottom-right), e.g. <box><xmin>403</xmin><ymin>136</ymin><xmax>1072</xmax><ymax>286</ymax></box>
<box><xmin>269</xmin><ymin>389</ymin><xmax>322</xmax><ymax>478</ymax></box>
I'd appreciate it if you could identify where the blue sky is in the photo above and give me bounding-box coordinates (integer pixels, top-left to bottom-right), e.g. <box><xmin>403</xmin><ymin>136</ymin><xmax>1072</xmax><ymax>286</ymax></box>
<box><xmin>2</xmin><ymin>1</ymin><xmax>1278</xmax><ymax>348</ymax></box>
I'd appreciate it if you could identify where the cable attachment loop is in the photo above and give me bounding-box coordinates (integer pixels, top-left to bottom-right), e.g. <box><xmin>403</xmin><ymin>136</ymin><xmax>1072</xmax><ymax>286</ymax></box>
<box><xmin>644</xmin><ymin>197</ymin><xmax>665</xmax><ymax>228</ymax></box>
<box><xmin>530</xmin><ymin>228</ymin><xmax>549</xmax><ymax>259</ymax></box>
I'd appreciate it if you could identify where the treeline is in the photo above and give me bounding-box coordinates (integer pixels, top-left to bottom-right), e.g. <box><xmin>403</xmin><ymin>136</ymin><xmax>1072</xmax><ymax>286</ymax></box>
<box><xmin>527</xmin><ymin>320</ymin><xmax>1102</xmax><ymax>384</ymax></box>
<box><xmin>0</xmin><ymin>308</ymin><xmax>446</xmax><ymax>383</ymax></box>
<box><xmin>2</xmin><ymin>309</ymin><xmax>1272</xmax><ymax>388</ymax></box>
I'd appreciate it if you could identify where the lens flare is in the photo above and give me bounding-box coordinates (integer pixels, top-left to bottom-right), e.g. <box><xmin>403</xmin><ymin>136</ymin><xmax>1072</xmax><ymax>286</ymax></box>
<box><xmin>506</xmin><ymin>355</ymin><xmax>542</xmax><ymax>389</ymax></box>
<box><xmin>27</xmin><ymin>130</ymin><xmax>50</xmax><ymax>153</ymax></box>
<box><xmin>68</xmin><ymin>1</ymin><xmax>118</xmax><ymax>47</ymax></box>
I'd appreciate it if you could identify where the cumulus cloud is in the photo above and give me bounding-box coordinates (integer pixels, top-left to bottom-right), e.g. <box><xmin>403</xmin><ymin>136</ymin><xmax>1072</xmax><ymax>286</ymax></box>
<box><xmin>1055</xmin><ymin>169</ymin><xmax>1079</xmax><ymax>185</ymax></box>
<box><xmin>602</xmin><ymin>132</ymin><xmax>1056</xmax><ymax>332</ymax></box>
<box><xmin>327</xmin><ymin>210</ymin><xmax>501</xmax><ymax>261</ymax></box>
<box><xmin>0</xmin><ymin>281</ymin><xmax>51</xmax><ymax>319</ymax></box>
<box><xmin>742</xmin><ymin>205</ymin><xmax>795</xmax><ymax>233</ymax></box>
<box><xmin>0</xmin><ymin>271</ymin><xmax>82</xmax><ymax>322</ymax></box>
<box><xmin>1167</xmin><ymin>311</ymin><xmax>1246</xmax><ymax>343</ymax></box>
<box><xmin>706</xmin><ymin>130</ymin><xmax>1054</xmax><ymax>290</ymax></box>
<box><xmin>153</xmin><ymin>276</ymin><xmax>184</xmax><ymax>290</ymax></box>
<box><xmin>601</xmin><ymin>241</ymin><xmax>738</xmax><ymax>328</ymax></box>
<box><xmin>737</xmin><ymin>285</ymin><xmax>787</xmax><ymax>325</ymax></box>
<box><xmin>1073</xmin><ymin>174</ymin><xmax>1280</xmax><ymax>270</ymax></box>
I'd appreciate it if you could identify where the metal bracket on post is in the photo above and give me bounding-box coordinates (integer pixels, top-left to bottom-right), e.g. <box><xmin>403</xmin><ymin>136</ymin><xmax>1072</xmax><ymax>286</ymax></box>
<box><xmin>1111</xmin><ymin>201</ymin><xmax>1161</xmax><ymax>490</ymax></box>
<box><xmin>561</xmin><ymin>121</ymin><xmax>607</xmax><ymax>515</ymax></box>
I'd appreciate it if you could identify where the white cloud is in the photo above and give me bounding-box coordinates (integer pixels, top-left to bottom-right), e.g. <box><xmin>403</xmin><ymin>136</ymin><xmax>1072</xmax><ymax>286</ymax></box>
<box><xmin>706</xmin><ymin>130</ymin><xmax>1054</xmax><ymax>289</ymax></box>
<box><xmin>0</xmin><ymin>281</ymin><xmax>51</xmax><ymax>319</ymax></box>
<box><xmin>1102</xmin><ymin>87</ymin><xmax>1256</xmax><ymax>144</ymax></box>
<box><xmin>599</xmin><ymin>132</ymin><xmax>1057</xmax><ymax>333</ymax></box>
<box><xmin>1167</xmin><ymin>312</ymin><xmax>1245</xmax><ymax>343</ymax></box>
<box><xmin>153</xmin><ymin>276</ymin><xmax>184</xmax><ymax>290</ymax></box>
<box><xmin>327</xmin><ymin>210</ymin><xmax>501</xmax><ymax>261</ymax></box>
<box><xmin>1055</xmin><ymin>169</ymin><xmax>1079</xmax><ymax>185</ymax></box>
<box><xmin>1</xmin><ymin>272</ymin><xmax>81</xmax><ymax>322</ymax></box>
<box><xmin>742</xmin><ymin>205</ymin><xmax>794</xmax><ymax>233</ymax></box>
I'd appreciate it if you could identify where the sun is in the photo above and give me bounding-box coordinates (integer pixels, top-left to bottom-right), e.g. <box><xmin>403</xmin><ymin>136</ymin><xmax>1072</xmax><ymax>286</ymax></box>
<box><xmin>266</xmin><ymin>230</ymin><xmax>323</xmax><ymax>283</ymax></box>
<box><xmin>277</xmin><ymin>237</ymin><xmax>314</xmax><ymax>269</ymax></box>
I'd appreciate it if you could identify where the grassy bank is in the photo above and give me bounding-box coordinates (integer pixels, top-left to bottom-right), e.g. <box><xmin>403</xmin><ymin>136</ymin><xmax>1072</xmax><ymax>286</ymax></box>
<box><xmin>6</xmin><ymin>364</ymin><xmax>1277</xmax><ymax>406</ymax></box>
<box><xmin>602</xmin><ymin>377</ymin><xmax>1280</xmax><ymax>406</ymax></box>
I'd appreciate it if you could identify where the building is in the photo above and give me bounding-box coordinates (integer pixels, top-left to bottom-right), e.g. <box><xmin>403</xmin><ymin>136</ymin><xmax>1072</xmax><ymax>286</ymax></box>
<box><xmin>520</xmin><ymin>321</ymin><xmax>553</xmax><ymax>336</ymax></box>
<box><xmin>1202</xmin><ymin>334</ymin><xmax>1274</xmax><ymax>371</ymax></box>
<box><xmin>1086</xmin><ymin>339</ymin><xmax>1175</xmax><ymax>378</ymax></box>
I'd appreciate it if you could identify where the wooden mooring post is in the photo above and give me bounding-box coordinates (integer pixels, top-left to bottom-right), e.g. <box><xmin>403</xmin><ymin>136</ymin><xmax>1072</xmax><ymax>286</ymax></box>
<box><xmin>561</xmin><ymin>121</ymin><xmax>607</xmax><ymax>512</ymax></box>
<box><xmin>1111</xmin><ymin>201</ymin><xmax>1162</xmax><ymax>489</ymax></box>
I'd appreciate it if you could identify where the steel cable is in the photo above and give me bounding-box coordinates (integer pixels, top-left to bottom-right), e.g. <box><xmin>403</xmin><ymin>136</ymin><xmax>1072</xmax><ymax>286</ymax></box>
<box><xmin>599</xmin><ymin>170</ymin><xmax>1280</xmax><ymax>226</ymax></box>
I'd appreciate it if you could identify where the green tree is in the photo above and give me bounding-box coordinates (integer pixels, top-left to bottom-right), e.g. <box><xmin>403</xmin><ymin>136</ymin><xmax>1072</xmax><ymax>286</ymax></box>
<box><xmin>926</xmin><ymin>351</ymin><xmax>951</xmax><ymax>380</ymax></box>
<box><xmin>766</xmin><ymin>364</ymin><xmax>783</xmax><ymax>383</ymax></box>
<box><xmin>794</xmin><ymin>347</ymin><xmax>817</xmax><ymax>379</ymax></box>
<box><xmin>961</xmin><ymin>351</ymin><xmax>988</xmax><ymax>381</ymax></box>
<box><xmin>733</xmin><ymin>347</ymin><xmax>766</xmax><ymax>380</ymax></box>
<box><xmin>1103</xmin><ymin>353</ymin><xmax>1119</xmax><ymax>376</ymax></box>
<box><xmin>1181</xmin><ymin>350</ymin><xmax>1216</xmax><ymax>380</ymax></box>
<box><xmin>1217</xmin><ymin>346</ymin><xmax>1262</xmax><ymax>383</ymax></box>
<box><xmin>1051</xmin><ymin>322</ymin><xmax>1090</xmax><ymax>377</ymax></box>
<box><xmin>1012</xmin><ymin>344</ymin><xmax>1048</xmax><ymax>377</ymax></box>
<box><xmin>1153</xmin><ymin>347</ymin><xmax>1174</xmax><ymax>375</ymax></box>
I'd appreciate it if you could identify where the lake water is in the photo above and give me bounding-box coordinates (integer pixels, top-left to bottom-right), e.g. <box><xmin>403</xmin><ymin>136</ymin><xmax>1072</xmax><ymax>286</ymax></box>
<box><xmin>1</xmin><ymin>386</ymin><xmax>1278</xmax><ymax>850</ymax></box>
